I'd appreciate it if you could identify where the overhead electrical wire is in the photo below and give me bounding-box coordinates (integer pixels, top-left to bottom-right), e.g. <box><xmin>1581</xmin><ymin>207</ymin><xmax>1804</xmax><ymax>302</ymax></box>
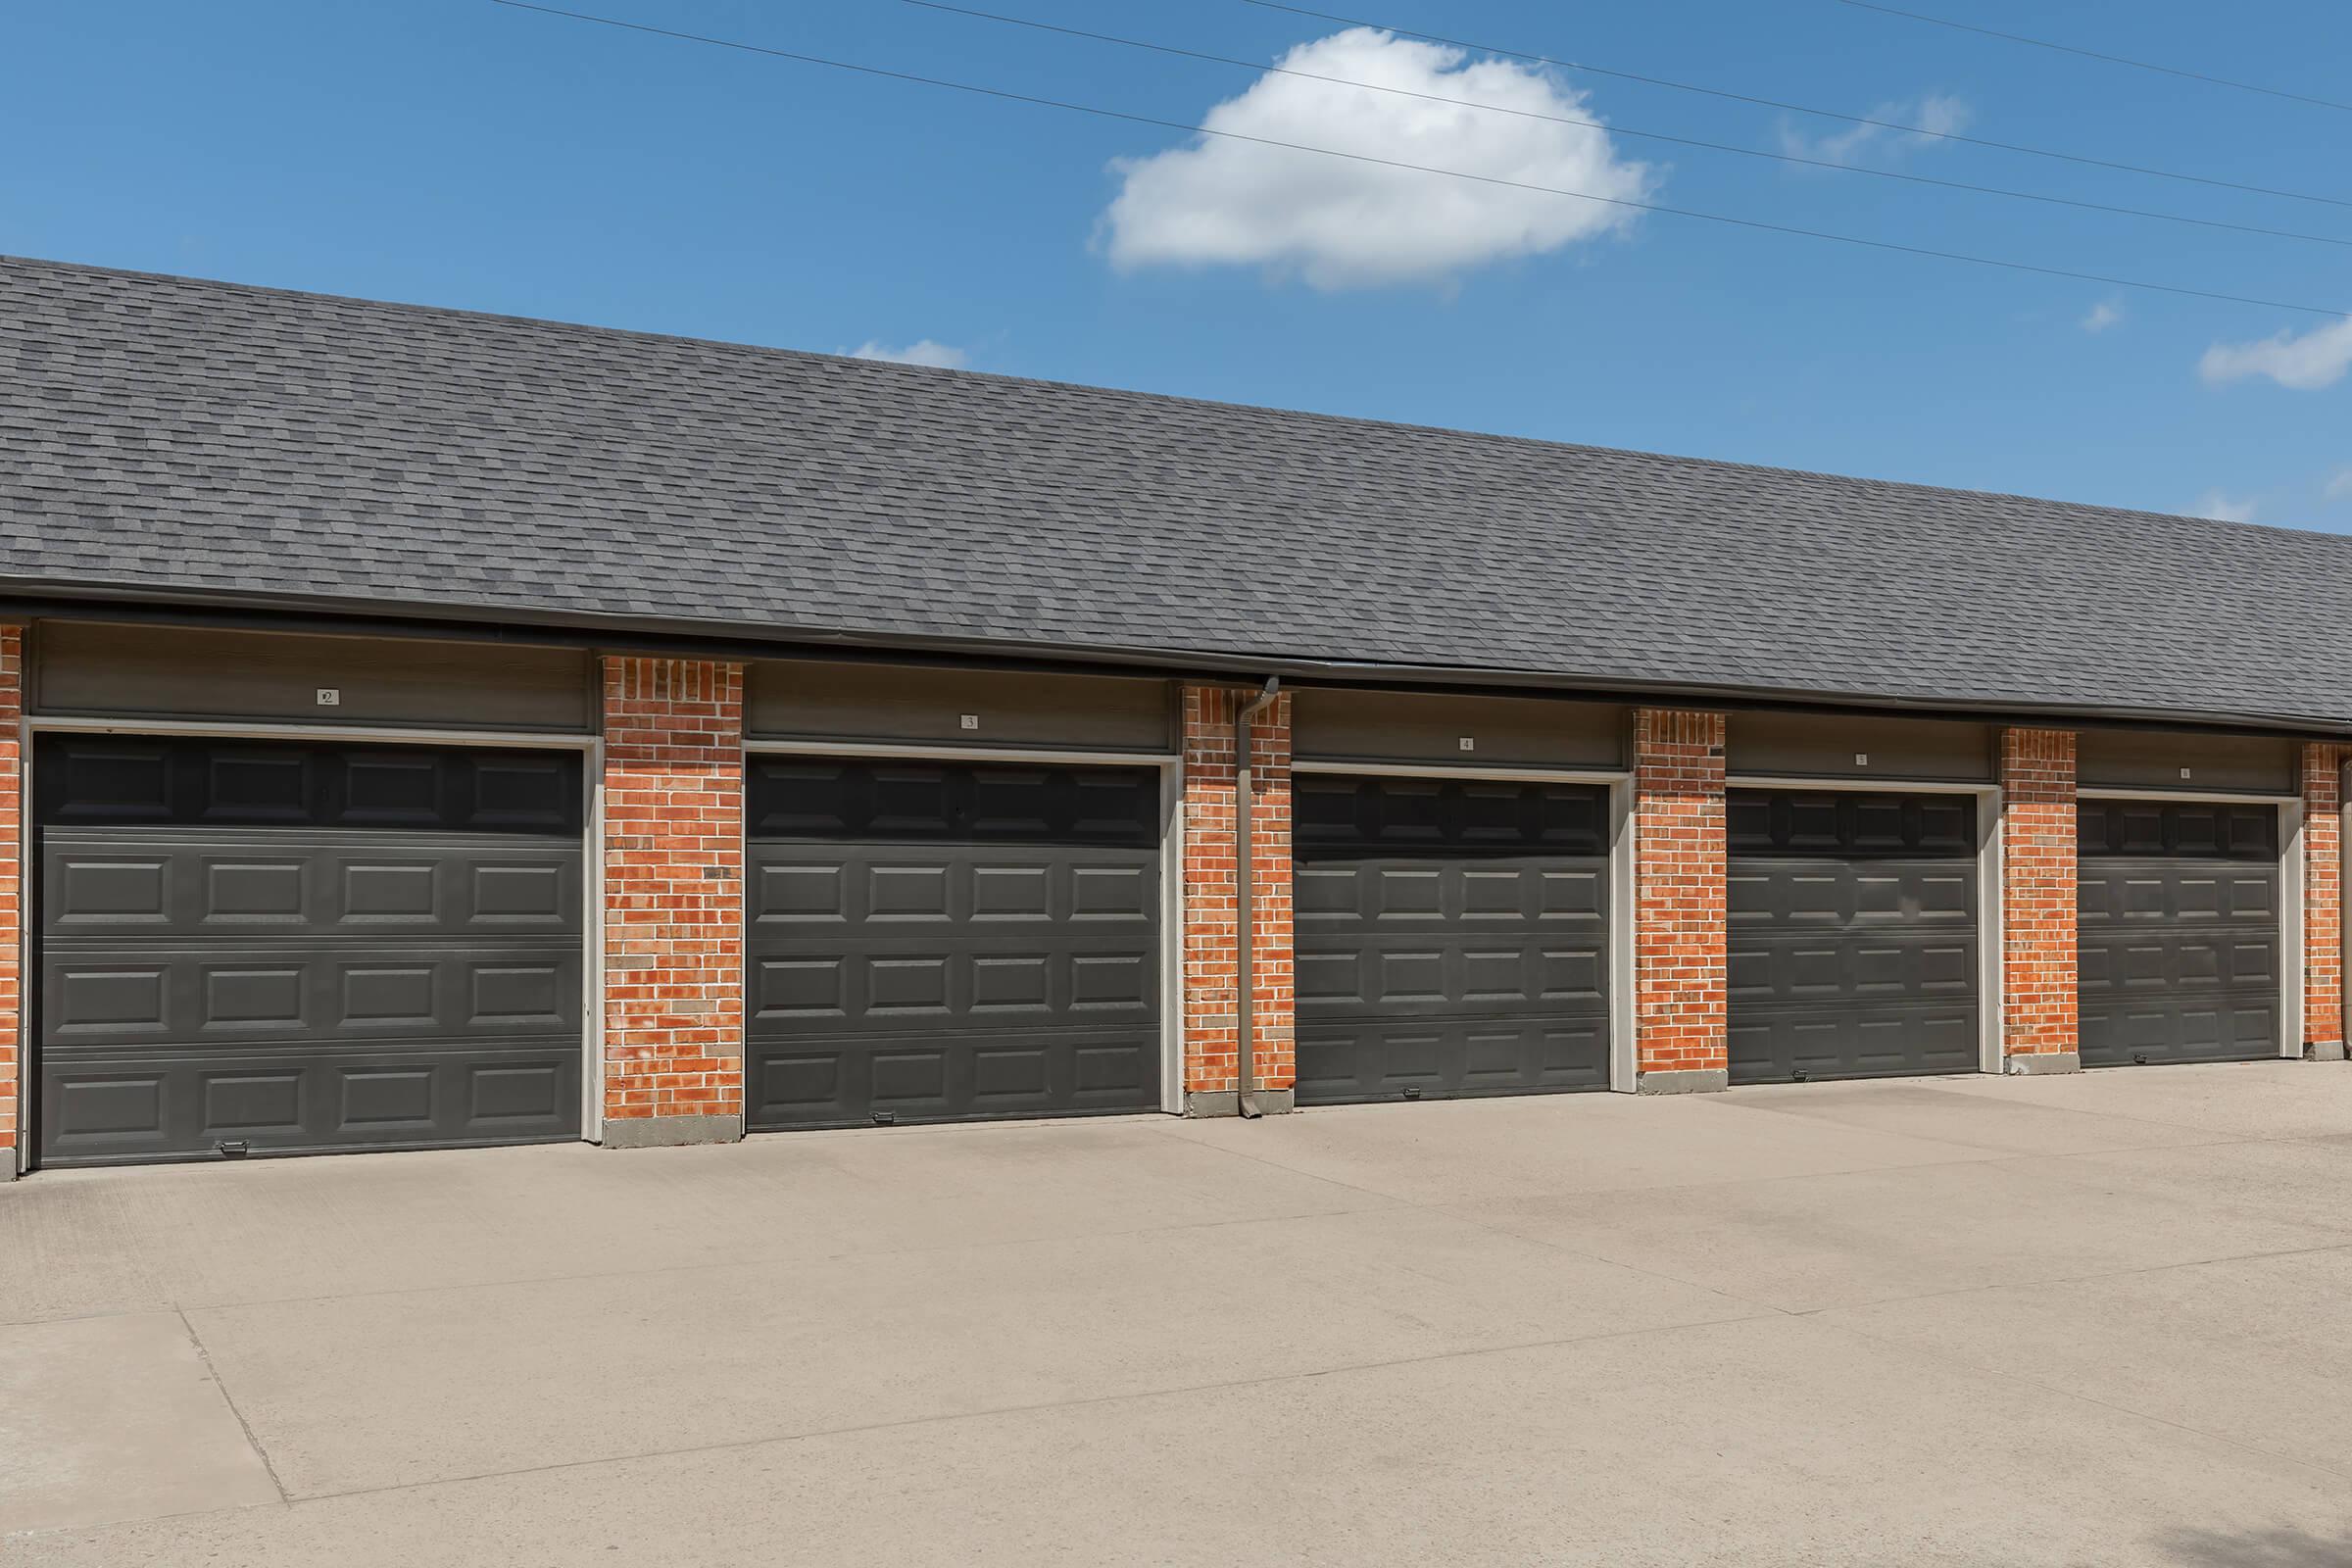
<box><xmin>1238</xmin><ymin>0</ymin><xmax>2352</xmax><ymax>211</ymax></box>
<box><xmin>902</xmin><ymin>0</ymin><xmax>2352</xmax><ymax>252</ymax></box>
<box><xmin>485</xmin><ymin>0</ymin><xmax>2351</xmax><ymax>320</ymax></box>
<box><xmin>1829</xmin><ymin>0</ymin><xmax>2352</xmax><ymax>115</ymax></box>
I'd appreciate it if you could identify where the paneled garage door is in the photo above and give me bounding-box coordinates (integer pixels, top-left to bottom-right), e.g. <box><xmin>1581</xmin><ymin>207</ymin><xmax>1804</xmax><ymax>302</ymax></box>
<box><xmin>1293</xmin><ymin>775</ymin><xmax>1612</xmax><ymax>1105</ymax></box>
<box><xmin>2078</xmin><ymin>798</ymin><xmax>2280</xmax><ymax>1067</ymax></box>
<box><xmin>35</xmin><ymin>735</ymin><xmax>584</xmax><ymax>1167</ymax></box>
<box><xmin>744</xmin><ymin>758</ymin><xmax>1162</xmax><ymax>1130</ymax></box>
<box><xmin>1728</xmin><ymin>790</ymin><xmax>1981</xmax><ymax>1085</ymax></box>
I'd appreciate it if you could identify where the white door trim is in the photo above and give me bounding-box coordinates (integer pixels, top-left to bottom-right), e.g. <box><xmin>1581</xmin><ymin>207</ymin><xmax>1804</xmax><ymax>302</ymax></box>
<box><xmin>1608</xmin><ymin>775</ymin><xmax>1637</xmax><ymax>1093</ymax></box>
<box><xmin>1977</xmin><ymin>785</ymin><xmax>2007</xmax><ymax>1075</ymax></box>
<box><xmin>744</xmin><ymin>737</ymin><xmax>1177</xmax><ymax>768</ymax></box>
<box><xmin>1726</xmin><ymin>773</ymin><xmax>1997</xmax><ymax>794</ymax></box>
<box><xmin>1293</xmin><ymin>759</ymin><xmax>1629</xmax><ymax>786</ymax></box>
<box><xmin>2078</xmin><ymin>786</ymin><xmax>2297</xmax><ymax>806</ymax></box>
<box><xmin>2283</xmin><ymin>799</ymin><xmax>2307</xmax><ymax>1060</ymax></box>
<box><xmin>26</xmin><ymin>713</ymin><xmax>596</xmax><ymax>750</ymax></box>
<box><xmin>2340</xmin><ymin>759</ymin><xmax>2351</xmax><ymax>1056</ymax></box>
<box><xmin>10</xmin><ymin>710</ymin><xmax>26</xmax><ymax>1178</ymax></box>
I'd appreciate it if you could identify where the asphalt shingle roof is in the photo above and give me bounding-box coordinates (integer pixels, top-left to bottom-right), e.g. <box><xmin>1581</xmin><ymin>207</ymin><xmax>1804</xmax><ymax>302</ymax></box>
<box><xmin>5</xmin><ymin>254</ymin><xmax>2349</xmax><ymax>729</ymax></box>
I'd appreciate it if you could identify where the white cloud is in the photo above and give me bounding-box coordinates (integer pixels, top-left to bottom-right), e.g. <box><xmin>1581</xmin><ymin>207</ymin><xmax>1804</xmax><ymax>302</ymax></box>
<box><xmin>2326</xmin><ymin>466</ymin><xmax>2352</xmax><ymax>501</ymax></box>
<box><xmin>1100</xmin><ymin>28</ymin><xmax>1656</xmax><ymax>290</ymax></box>
<box><xmin>1777</xmin><ymin>93</ymin><xmax>1972</xmax><ymax>167</ymax></box>
<box><xmin>849</xmin><ymin>339</ymin><xmax>968</xmax><ymax>369</ymax></box>
<box><xmin>2191</xmin><ymin>489</ymin><xmax>2257</xmax><ymax>523</ymax></box>
<box><xmin>2081</xmin><ymin>300</ymin><xmax>2123</xmax><ymax>333</ymax></box>
<box><xmin>2198</xmin><ymin>318</ymin><xmax>2352</xmax><ymax>391</ymax></box>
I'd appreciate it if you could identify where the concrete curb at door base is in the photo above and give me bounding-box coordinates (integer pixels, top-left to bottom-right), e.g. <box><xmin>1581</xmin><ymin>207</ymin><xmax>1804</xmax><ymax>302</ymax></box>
<box><xmin>2004</xmin><ymin>1052</ymin><xmax>2082</xmax><ymax>1075</ymax></box>
<box><xmin>600</xmin><ymin>1113</ymin><xmax>744</xmax><ymax>1150</ymax></box>
<box><xmin>1186</xmin><ymin>1089</ymin><xmax>1297</xmax><ymax>1117</ymax></box>
<box><xmin>1636</xmin><ymin>1069</ymin><xmax>1730</xmax><ymax>1095</ymax></box>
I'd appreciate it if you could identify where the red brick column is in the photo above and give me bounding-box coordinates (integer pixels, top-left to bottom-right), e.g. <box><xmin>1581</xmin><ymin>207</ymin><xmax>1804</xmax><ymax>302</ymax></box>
<box><xmin>2301</xmin><ymin>743</ymin><xmax>2345</xmax><ymax>1060</ymax></box>
<box><xmin>1180</xmin><ymin>684</ymin><xmax>1294</xmax><ymax>1113</ymax></box>
<box><xmin>0</xmin><ymin>629</ymin><xmax>20</xmax><ymax>1175</ymax></box>
<box><xmin>2000</xmin><ymin>727</ymin><xmax>2080</xmax><ymax>1071</ymax></box>
<box><xmin>1633</xmin><ymin>709</ymin><xmax>1728</xmax><ymax>1091</ymax></box>
<box><xmin>600</xmin><ymin>657</ymin><xmax>746</xmax><ymax>1146</ymax></box>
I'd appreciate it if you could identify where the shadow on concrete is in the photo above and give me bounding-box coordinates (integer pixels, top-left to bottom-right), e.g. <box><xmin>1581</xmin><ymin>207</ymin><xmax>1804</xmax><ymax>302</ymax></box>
<box><xmin>2151</xmin><ymin>1526</ymin><xmax>2352</xmax><ymax>1566</ymax></box>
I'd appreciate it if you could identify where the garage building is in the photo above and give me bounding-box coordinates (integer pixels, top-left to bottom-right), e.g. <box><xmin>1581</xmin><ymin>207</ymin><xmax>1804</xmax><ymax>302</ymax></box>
<box><xmin>2</xmin><ymin>255</ymin><xmax>2348</xmax><ymax>1172</ymax></box>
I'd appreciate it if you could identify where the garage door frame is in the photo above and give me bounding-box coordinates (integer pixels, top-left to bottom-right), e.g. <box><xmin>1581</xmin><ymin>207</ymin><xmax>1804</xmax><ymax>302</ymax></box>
<box><xmin>2342</xmin><ymin>761</ymin><xmax>2352</xmax><ymax>1056</ymax></box>
<box><xmin>1726</xmin><ymin>772</ymin><xmax>2006</xmax><ymax>1076</ymax></box>
<box><xmin>742</xmin><ymin>736</ymin><xmax>1185</xmax><ymax>1115</ymax></box>
<box><xmin>1291</xmin><ymin>759</ymin><xmax>1637</xmax><ymax>1092</ymax></box>
<box><xmin>2079</xmin><ymin>783</ymin><xmax>2303</xmax><ymax>1064</ymax></box>
<box><xmin>18</xmin><ymin>713</ymin><xmax>606</xmax><ymax>1173</ymax></box>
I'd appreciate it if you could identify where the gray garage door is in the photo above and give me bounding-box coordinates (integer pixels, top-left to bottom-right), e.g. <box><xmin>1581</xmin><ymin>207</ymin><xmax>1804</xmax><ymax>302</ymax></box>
<box><xmin>1294</xmin><ymin>775</ymin><xmax>1611</xmax><ymax>1105</ymax></box>
<box><xmin>2078</xmin><ymin>799</ymin><xmax>2280</xmax><ymax>1067</ymax></box>
<box><xmin>1728</xmin><ymin>790</ymin><xmax>1981</xmax><ymax>1085</ymax></box>
<box><xmin>744</xmin><ymin>758</ymin><xmax>1161</xmax><ymax>1130</ymax></box>
<box><xmin>35</xmin><ymin>735</ymin><xmax>584</xmax><ymax>1168</ymax></box>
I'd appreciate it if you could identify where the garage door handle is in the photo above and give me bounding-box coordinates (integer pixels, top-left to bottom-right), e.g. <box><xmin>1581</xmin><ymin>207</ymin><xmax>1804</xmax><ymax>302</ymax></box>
<box><xmin>216</xmin><ymin>1140</ymin><xmax>250</xmax><ymax>1158</ymax></box>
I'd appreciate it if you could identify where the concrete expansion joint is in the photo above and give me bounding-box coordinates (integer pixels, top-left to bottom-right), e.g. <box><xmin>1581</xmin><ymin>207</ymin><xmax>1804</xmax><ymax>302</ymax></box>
<box><xmin>174</xmin><ymin>1305</ymin><xmax>292</xmax><ymax>1504</ymax></box>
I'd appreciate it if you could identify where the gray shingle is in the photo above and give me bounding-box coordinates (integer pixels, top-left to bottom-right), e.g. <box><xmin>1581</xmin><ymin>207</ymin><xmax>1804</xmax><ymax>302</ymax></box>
<box><xmin>3</xmin><ymin>253</ymin><xmax>2349</xmax><ymax>728</ymax></box>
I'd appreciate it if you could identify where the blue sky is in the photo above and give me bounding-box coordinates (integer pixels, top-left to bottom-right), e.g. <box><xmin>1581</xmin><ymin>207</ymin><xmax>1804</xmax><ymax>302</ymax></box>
<box><xmin>8</xmin><ymin>0</ymin><xmax>2350</xmax><ymax>527</ymax></box>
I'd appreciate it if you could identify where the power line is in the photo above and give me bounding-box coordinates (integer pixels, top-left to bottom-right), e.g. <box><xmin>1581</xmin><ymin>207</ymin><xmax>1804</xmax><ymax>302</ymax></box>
<box><xmin>1830</xmin><ymin>0</ymin><xmax>2352</xmax><ymax>115</ymax></box>
<box><xmin>1239</xmin><ymin>0</ymin><xmax>2352</xmax><ymax>211</ymax></box>
<box><xmin>485</xmin><ymin>0</ymin><xmax>2350</xmax><ymax>320</ymax></box>
<box><xmin>903</xmin><ymin>0</ymin><xmax>2352</xmax><ymax>252</ymax></box>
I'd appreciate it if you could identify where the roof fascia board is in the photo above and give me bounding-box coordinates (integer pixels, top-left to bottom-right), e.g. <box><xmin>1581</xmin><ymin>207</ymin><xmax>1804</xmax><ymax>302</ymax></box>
<box><xmin>7</xmin><ymin>580</ymin><xmax>2345</xmax><ymax>741</ymax></box>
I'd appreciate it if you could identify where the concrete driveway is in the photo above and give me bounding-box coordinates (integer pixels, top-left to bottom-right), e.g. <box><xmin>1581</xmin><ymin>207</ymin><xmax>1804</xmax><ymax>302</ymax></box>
<box><xmin>5</xmin><ymin>1063</ymin><xmax>2352</xmax><ymax>1566</ymax></box>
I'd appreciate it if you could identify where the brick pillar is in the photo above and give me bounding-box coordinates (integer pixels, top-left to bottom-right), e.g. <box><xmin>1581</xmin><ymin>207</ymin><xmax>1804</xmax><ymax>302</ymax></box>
<box><xmin>1999</xmin><ymin>727</ymin><xmax>2081</xmax><ymax>1072</ymax></box>
<box><xmin>1180</xmin><ymin>684</ymin><xmax>1294</xmax><ymax>1114</ymax></box>
<box><xmin>1632</xmin><ymin>709</ymin><xmax>1728</xmax><ymax>1092</ymax></box>
<box><xmin>0</xmin><ymin>629</ymin><xmax>20</xmax><ymax>1176</ymax></box>
<box><xmin>2302</xmin><ymin>743</ymin><xmax>2345</xmax><ymax>1061</ymax></box>
<box><xmin>600</xmin><ymin>657</ymin><xmax>746</xmax><ymax>1146</ymax></box>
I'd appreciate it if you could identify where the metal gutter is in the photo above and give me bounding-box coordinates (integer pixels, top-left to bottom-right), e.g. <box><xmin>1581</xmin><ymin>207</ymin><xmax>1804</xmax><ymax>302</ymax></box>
<box><xmin>1232</xmin><ymin>678</ymin><xmax>1281</xmax><ymax>1120</ymax></box>
<box><xmin>5</xmin><ymin>575</ymin><xmax>2349</xmax><ymax>740</ymax></box>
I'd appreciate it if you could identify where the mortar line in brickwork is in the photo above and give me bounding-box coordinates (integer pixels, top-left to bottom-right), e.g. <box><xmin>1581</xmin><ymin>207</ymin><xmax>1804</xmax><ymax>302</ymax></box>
<box><xmin>601</xmin><ymin>656</ymin><xmax>747</xmax><ymax>1131</ymax></box>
